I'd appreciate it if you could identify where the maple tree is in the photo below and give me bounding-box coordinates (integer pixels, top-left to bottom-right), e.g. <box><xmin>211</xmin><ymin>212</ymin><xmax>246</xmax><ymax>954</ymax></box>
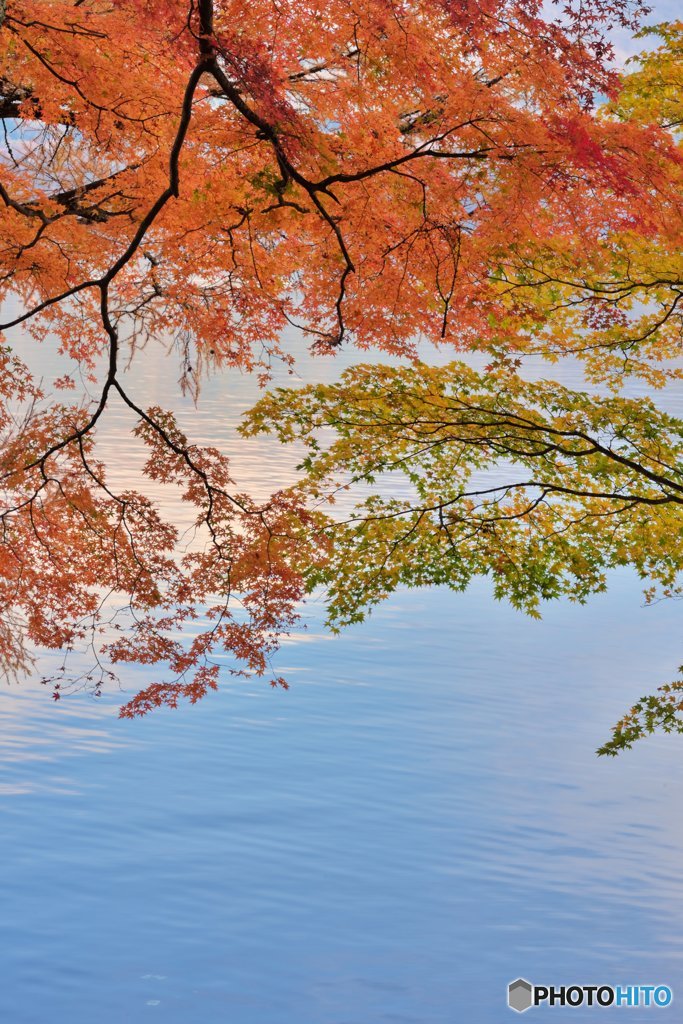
<box><xmin>243</xmin><ymin>24</ymin><xmax>683</xmax><ymax>753</ymax></box>
<box><xmin>0</xmin><ymin>0</ymin><xmax>681</xmax><ymax>749</ymax></box>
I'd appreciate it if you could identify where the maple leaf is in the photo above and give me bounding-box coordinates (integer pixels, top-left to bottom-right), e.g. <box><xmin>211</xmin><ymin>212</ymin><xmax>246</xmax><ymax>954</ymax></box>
<box><xmin>0</xmin><ymin>0</ymin><xmax>680</xmax><ymax>747</ymax></box>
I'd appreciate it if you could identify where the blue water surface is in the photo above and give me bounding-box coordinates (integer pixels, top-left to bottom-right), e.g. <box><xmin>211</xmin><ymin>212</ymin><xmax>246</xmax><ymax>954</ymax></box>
<box><xmin>3</xmin><ymin>575</ymin><xmax>683</xmax><ymax>1023</ymax></box>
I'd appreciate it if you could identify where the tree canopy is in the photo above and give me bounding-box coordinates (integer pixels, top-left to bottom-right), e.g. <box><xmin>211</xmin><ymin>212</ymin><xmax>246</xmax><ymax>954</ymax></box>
<box><xmin>0</xmin><ymin>1</ymin><xmax>682</xmax><ymax>751</ymax></box>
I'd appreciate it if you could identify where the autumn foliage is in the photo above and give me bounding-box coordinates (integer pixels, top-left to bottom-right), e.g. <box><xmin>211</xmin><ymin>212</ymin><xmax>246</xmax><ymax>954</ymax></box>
<box><xmin>0</xmin><ymin>1</ymin><xmax>682</xmax><ymax>745</ymax></box>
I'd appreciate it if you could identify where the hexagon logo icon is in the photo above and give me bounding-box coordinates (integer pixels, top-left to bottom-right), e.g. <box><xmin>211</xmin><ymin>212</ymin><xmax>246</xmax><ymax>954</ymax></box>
<box><xmin>508</xmin><ymin>978</ymin><xmax>533</xmax><ymax>1013</ymax></box>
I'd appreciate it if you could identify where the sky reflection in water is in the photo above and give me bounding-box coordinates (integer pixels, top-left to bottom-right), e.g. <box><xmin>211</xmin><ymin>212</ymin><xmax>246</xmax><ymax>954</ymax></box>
<box><xmin>3</xmin><ymin>275</ymin><xmax>683</xmax><ymax>1022</ymax></box>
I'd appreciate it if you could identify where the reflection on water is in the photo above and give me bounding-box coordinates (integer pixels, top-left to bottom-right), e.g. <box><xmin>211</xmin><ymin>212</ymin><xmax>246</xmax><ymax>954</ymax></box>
<box><xmin>3</xmin><ymin>311</ymin><xmax>683</xmax><ymax>1021</ymax></box>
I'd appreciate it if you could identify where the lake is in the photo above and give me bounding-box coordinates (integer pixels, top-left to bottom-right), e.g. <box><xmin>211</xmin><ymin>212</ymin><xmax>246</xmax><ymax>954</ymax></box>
<box><xmin>3</xmin><ymin>314</ymin><xmax>683</xmax><ymax>1023</ymax></box>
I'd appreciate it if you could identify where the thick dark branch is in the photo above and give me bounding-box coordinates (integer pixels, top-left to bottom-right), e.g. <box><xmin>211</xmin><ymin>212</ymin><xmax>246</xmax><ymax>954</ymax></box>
<box><xmin>0</xmin><ymin>77</ymin><xmax>40</xmax><ymax>119</ymax></box>
<box><xmin>1</xmin><ymin>165</ymin><xmax>140</xmax><ymax>229</ymax></box>
<box><xmin>0</xmin><ymin>61</ymin><xmax>204</xmax><ymax>332</ymax></box>
<box><xmin>314</xmin><ymin>143</ymin><xmax>492</xmax><ymax>190</ymax></box>
<box><xmin>112</xmin><ymin>378</ymin><xmax>257</xmax><ymax>524</ymax></box>
<box><xmin>342</xmin><ymin>480</ymin><xmax>681</xmax><ymax>530</ymax></box>
<box><xmin>2</xmin><ymin>57</ymin><xmax>208</xmax><ymax>469</ymax></box>
<box><xmin>336</xmin><ymin>395</ymin><xmax>683</xmax><ymax>498</ymax></box>
<box><xmin>50</xmin><ymin>165</ymin><xmax>140</xmax><ymax>218</ymax></box>
<box><xmin>287</xmin><ymin>48</ymin><xmax>360</xmax><ymax>82</ymax></box>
